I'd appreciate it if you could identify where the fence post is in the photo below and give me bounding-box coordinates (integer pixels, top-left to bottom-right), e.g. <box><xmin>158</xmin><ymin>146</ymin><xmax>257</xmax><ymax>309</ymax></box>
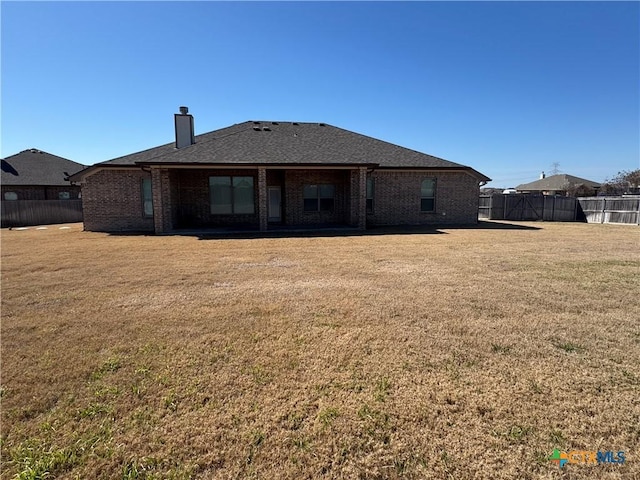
<box><xmin>601</xmin><ymin>198</ymin><xmax>606</xmax><ymax>224</ymax></box>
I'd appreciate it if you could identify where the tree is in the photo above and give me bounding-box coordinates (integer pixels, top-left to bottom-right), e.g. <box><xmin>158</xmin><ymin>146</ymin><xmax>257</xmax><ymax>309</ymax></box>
<box><xmin>601</xmin><ymin>169</ymin><xmax>640</xmax><ymax>195</ymax></box>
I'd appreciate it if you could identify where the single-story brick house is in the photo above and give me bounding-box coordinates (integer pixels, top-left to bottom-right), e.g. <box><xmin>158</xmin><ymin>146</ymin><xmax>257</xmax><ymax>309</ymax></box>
<box><xmin>516</xmin><ymin>173</ymin><xmax>601</xmax><ymax>196</ymax></box>
<box><xmin>1</xmin><ymin>148</ymin><xmax>85</xmax><ymax>201</ymax></box>
<box><xmin>70</xmin><ymin>108</ymin><xmax>490</xmax><ymax>234</ymax></box>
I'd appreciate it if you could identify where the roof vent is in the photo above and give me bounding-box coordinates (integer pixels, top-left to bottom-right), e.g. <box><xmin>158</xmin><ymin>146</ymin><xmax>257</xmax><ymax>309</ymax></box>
<box><xmin>262</xmin><ymin>127</ymin><xmax>271</xmax><ymax>131</ymax></box>
<box><xmin>179</xmin><ymin>106</ymin><xmax>189</xmax><ymax>115</ymax></box>
<box><xmin>271</xmin><ymin>122</ymin><xmax>279</xmax><ymax>125</ymax></box>
<box><xmin>318</xmin><ymin>123</ymin><xmax>326</xmax><ymax>127</ymax></box>
<box><xmin>253</xmin><ymin>121</ymin><xmax>261</xmax><ymax>125</ymax></box>
<box><xmin>253</xmin><ymin>127</ymin><xmax>261</xmax><ymax>131</ymax></box>
<box><xmin>292</xmin><ymin>122</ymin><xmax>299</xmax><ymax>126</ymax></box>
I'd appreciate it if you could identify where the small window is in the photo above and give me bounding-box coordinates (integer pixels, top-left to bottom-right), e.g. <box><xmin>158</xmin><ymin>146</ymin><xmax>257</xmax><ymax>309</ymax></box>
<box><xmin>304</xmin><ymin>184</ymin><xmax>335</xmax><ymax>212</ymax></box>
<box><xmin>421</xmin><ymin>178</ymin><xmax>436</xmax><ymax>212</ymax></box>
<box><xmin>209</xmin><ymin>176</ymin><xmax>255</xmax><ymax>214</ymax></box>
<box><xmin>142</xmin><ymin>178</ymin><xmax>153</xmax><ymax>217</ymax></box>
<box><xmin>4</xmin><ymin>192</ymin><xmax>18</xmax><ymax>200</ymax></box>
<box><xmin>58</xmin><ymin>191</ymin><xmax>70</xmax><ymax>200</ymax></box>
<box><xmin>366</xmin><ymin>177</ymin><xmax>374</xmax><ymax>214</ymax></box>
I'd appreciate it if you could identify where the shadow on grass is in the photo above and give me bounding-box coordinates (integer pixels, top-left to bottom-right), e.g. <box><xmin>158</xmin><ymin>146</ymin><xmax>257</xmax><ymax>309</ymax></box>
<box><xmin>104</xmin><ymin>220</ymin><xmax>541</xmax><ymax>240</ymax></box>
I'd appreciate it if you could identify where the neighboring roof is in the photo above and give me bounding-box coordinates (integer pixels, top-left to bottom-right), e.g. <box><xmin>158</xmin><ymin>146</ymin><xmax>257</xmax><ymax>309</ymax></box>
<box><xmin>70</xmin><ymin>121</ymin><xmax>490</xmax><ymax>182</ymax></box>
<box><xmin>1</xmin><ymin>149</ymin><xmax>85</xmax><ymax>186</ymax></box>
<box><xmin>516</xmin><ymin>174</ymin><xmax>601</xmax><ymax>191</ymax></box>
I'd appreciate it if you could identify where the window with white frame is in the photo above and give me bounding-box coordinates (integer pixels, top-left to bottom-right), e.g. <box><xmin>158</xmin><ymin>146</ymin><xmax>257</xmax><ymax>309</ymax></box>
<box><xmin>209</xmin><ymin>176</ymin><xmax>255</xmax><ymax>214</ymax></box>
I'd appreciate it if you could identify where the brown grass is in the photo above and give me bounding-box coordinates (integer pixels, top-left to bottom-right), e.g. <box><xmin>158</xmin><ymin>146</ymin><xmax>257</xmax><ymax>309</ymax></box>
<box><xmin>1</xmin><ymin>221</ymin><xmax>638</xmax><ymax>479</ymax></box>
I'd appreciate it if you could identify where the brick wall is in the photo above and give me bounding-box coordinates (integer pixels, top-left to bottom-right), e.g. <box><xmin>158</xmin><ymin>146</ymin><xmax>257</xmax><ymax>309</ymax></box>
<box><xmin>81</xmin><ymin>169</ymin><xmax>154</xmax><ymax>232</ymax></box>
<box><xmin>80</xmin><ymin>167</ymin><xmax>480</xmax><ymax>233</ymax></box>
<box><xmin>368</xmin><ymin>170</ymin><xmax>480</xmax><ymax>225</ymax></box>
<box><xmin>284</xmin><ymin>170</ymin><xmax>351</xmax><ymax>226</ymax></box>
<box><xmin>174</xmin><ymin>169</ymin><xmax>260</xmax><ymax>229</ymax></box>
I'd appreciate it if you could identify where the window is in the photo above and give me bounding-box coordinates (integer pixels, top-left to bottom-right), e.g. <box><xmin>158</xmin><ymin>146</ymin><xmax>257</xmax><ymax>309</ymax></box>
<box><xmin>142</xmin><ymin>178</ymin><xmax>153</xmax><ymax>217</ymax></box>
<box><xmin>209</xmin><ymin>176</ymin><xmax>254</xmax><ymax>214</ymax></box>
<box><xmin>366</xmin><ymin>177</ymin><xmax>374</xmax><ymax>214</ymax></box>
<box><xmin>303</xmin><ymin>184</ymin><xmax>335</xmax><ymax>212</ymax></box>
<box><xmin>4</xmin><ymin>192</ymin><xmax>17</xmax><ymax>200</ymax></box>
<box><xmin>421</xmin><ymin>178</ymin><xmax>436</xmax><ymax>212</ymax></box>
<box><xmin>58</xmin><ymin>191</ymin><xmax>70</xmax><ymax>200</ymax></box>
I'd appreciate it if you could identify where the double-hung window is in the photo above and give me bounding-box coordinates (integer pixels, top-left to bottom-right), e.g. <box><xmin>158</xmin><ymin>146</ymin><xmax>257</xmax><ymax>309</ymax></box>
<box><xmin>141</xmin><ymin>178</ymin><xmax>153</xmax><ymax>217</ymax></box>
<box><xmin>210</xmin><ymin>176</ymin><xmax>255</xmax><ymax>214</ymax></box>
<box><xmin>421</xmin><ymin>178</ymin><xmax>436</xmax><ymax>212</ymax></box>
<box><xmin>303</xmin><ymin>184</ymin><xmax>335</xmax><ymax>212</ymax></box>
<box><xmin>366</xmin><ymin>177</ymin><xmax>374</xmax><ymax>213</ymax></box>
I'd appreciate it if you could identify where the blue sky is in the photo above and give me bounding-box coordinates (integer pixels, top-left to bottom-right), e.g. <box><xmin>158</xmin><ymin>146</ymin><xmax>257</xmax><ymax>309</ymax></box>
<box><xmin>2</xmin><ymin>1</ymin><xmax>638</xmax><ymax>188</ymax></box>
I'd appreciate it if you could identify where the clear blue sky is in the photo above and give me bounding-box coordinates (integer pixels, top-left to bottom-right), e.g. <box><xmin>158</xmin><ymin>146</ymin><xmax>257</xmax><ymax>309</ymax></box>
<box><xmin>2</xmin><ymin>1</ymin><xmax>638</xmax><ymax>188</ymax></box>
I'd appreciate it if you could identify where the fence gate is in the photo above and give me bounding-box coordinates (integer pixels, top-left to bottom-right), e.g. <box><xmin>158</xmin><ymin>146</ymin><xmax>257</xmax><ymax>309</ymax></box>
<box><xmin>503</xmin><ymin>195</ymin><xmax>544</xmax><ymax>221</ymax></box>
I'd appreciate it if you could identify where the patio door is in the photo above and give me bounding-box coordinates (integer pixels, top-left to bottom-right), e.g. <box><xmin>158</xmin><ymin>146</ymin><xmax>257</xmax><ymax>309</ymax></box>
<box><xmin>268</xmin><ymin>186</ymin><xmax>281</xmax><ymax>222</ymax></box>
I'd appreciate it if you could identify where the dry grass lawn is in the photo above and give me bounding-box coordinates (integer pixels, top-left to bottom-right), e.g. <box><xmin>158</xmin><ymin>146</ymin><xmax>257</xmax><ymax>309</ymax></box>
<box><xmin>1</xmin><ymin>221</ymin><xmax>638</xmax><ymax>479</ymax></box>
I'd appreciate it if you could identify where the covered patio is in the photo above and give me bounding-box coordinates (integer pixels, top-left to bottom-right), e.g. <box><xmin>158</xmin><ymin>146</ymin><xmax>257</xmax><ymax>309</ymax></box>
<box><xmin>149</xmin><ymin>165</ymin><xmax>369</xmax><ymax>234</ymax></box>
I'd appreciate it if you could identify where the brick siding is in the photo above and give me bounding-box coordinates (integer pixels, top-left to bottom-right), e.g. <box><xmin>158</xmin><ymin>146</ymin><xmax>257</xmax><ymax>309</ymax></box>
<box><xmin>81</xmin><ymin>169</ymin><xmax>154</xmax><ymax>232</ymax></box>
<box><xmin>368</xmin><ymin>170</ymin><xmax>480</xmax><ymax>225</ymax></box>
<box><xmin>283</xmin><ymin>170</ymin><xmax>351</xmax><ymax>226</ymax></box>
<box><xmin>80</xmin><ymin>167</ymin><xmax>480</xmax><ymax>232</ymax></box>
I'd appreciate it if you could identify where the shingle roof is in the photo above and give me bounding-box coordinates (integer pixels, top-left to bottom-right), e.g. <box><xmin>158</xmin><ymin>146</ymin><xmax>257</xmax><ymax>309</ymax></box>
<box><xmin>71</xmin><ymin>121</ymin><xmax>490</xmax><ymax>181</ymax></box>
<box><xmin>516</xmin><ymin>174</ymin><xmax>601</xmax><ymax>191</ymax></box>
<box><xmin>1</xmin><ymin>149</ymin><xmax>85</xmax><ymax>186</ymax></box>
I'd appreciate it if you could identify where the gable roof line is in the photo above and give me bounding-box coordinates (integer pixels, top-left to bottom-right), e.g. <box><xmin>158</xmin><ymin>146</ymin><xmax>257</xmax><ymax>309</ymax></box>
<box><xmin>69</xmin><ymin>121</ymin><xmax>491</xmax><ymax>182</ymax></box>
<box><xmin>1</xmin><ymin>148</ymin><xmax>85</xmax><ymax>186</ymax></box>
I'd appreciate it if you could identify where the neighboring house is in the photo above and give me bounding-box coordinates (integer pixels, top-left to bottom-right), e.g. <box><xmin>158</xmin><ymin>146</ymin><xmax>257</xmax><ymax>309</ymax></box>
<box><xmin>1</xmin><ymin>149</ymin><xmax>85</xmax><ymax>200</ymax></box>
<box><xmin>516</xmin><ymin>173</ymin><xmax>601</xmax><ymax>196</ymax></box>
<box><xmin>70</xmin><ymin>107</ymin><xmax>490</xmax><ymax>234</ymax></box>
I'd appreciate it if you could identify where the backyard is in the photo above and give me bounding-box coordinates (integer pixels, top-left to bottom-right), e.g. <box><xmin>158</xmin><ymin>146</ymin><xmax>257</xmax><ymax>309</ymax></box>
<box><xmin>1</xmin><ymin>221</ymin><xmax>638</xmax><ymax>479</ymax></box>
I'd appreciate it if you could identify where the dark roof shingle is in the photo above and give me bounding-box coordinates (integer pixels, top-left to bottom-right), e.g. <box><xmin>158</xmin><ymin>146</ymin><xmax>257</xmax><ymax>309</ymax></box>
<box><xmin>72</xmin><ymin>121</ymin><xmax>490</xmax><ymax>181</ymax></box>
<box><xmin>1</xmin><ymin>149</ymin><xmax>85</xmax><ymax>186</ymax></box>
<box><xmin>516</xmin><ymin>174</ymin><xmax>601</xmax><ymax>191</ymax></box>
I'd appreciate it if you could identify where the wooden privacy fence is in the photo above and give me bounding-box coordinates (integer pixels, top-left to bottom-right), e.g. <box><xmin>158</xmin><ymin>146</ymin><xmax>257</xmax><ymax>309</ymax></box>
<box><xmin>577</xmin><ymin>197</ymin><xmax>640</xmax><ymax>225</ymax></box>
<box><xmin>1</xmin><ymin>200</ymin><xmax>83</xmax><ymax>227</ymax></box>
<box><xmin>479</xmin><ymin>194</ymin><xmax>578</xmax><ymax>221</ymax></box>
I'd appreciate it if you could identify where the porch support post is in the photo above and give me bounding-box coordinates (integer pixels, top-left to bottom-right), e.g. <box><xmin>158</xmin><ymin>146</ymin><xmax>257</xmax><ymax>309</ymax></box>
<box><xmin>258</xmin><ymin>167</ymin><xmax>268</xmax><ymax>232</ymax></box>
<box><xmin>151</xmin><ymin>167</ymin><xmax>172</xmax><ymax>234</ymax></box>
<box><xmin>349</xmin><ymin>167</ymin><xmax>367</xmax><ymax>230</ymax></box>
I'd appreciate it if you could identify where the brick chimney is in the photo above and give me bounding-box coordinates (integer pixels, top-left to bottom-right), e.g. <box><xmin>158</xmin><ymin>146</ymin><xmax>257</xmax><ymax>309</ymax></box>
<box><xmin>175</xmin><ymin>106</ymin><xmax>195</xmax><ymax>148</ymax></box>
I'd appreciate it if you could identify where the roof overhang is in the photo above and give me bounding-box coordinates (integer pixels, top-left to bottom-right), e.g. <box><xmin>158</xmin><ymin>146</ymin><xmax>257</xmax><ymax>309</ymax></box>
<box><xmin>69</xmin><ymin>162</ymin><xmax>491</xmax><ymax>183</ymax></box>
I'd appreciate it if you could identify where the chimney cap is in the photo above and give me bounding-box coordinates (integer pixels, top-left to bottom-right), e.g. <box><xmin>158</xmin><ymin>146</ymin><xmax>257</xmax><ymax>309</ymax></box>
<box><xmin>179</xmin><ymin>106</ymin><xmax>189</xmax><ymax>115</ymax></box>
